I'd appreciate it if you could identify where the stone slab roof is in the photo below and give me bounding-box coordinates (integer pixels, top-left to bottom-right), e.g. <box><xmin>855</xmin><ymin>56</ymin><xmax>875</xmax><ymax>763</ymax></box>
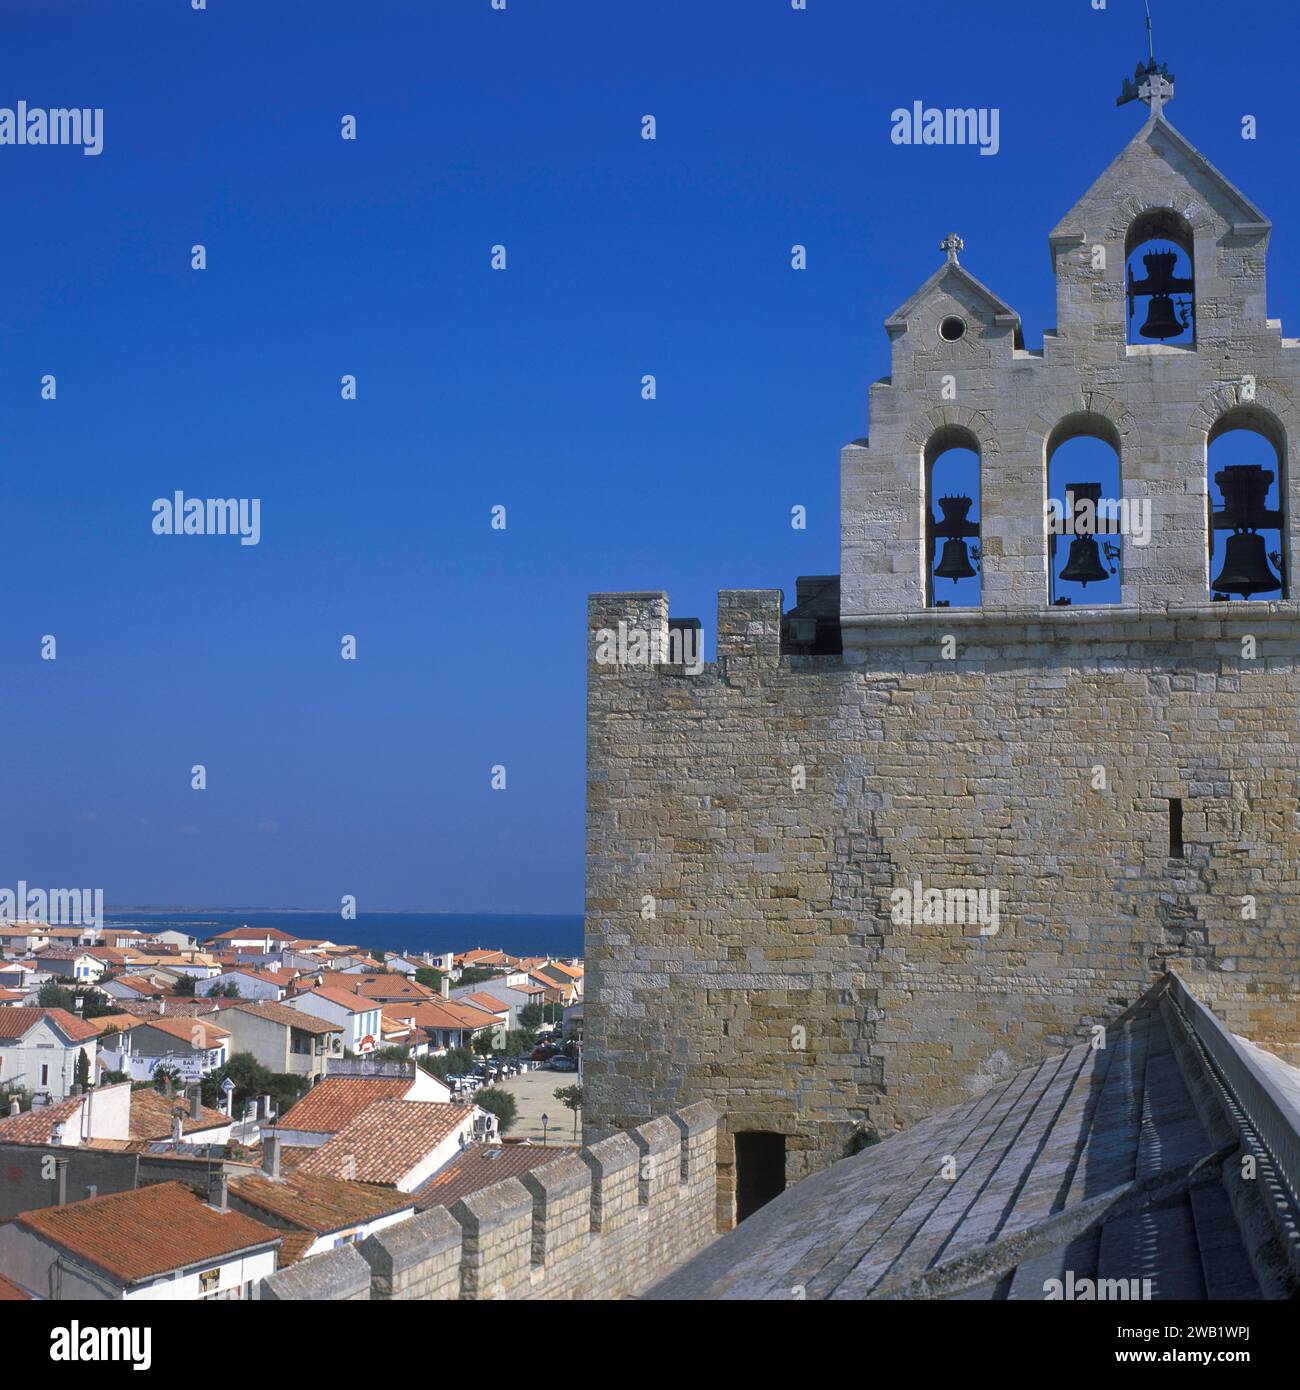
<box><xmin>650</xmin><ymin>986</ymin><xmax>1298</xmax><ymax>1301</ymax></box>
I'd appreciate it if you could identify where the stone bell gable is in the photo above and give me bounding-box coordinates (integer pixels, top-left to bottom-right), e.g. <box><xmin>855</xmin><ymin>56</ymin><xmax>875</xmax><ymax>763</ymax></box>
<box><xmin>841</xmin><ymin>104</ymin><xmax>1300</xmax><ymax>626</ymax></box>
<box><xmin>1049</xmin><ymin>111</ymin><xmax>1271</xmax><ymax>346</ymax></box>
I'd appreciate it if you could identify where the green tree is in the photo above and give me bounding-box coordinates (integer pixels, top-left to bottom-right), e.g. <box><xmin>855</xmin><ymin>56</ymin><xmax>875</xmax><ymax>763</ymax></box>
<box><xmin>553</xmin><ymin>1084</ymin><xmax>582</xmax><ymax>1141</ymax></box>
<box><xmin>518</xmin><ymin>1003</ymin><xmax>544</xmax><ymax>1032</ymax></box>
<box><xmin>38</xmin><ymin>980</ymin><xmax>75</xmax><ymax>1011</ymax></box>
<box><xmin>414</xmin><ymin>968</ymin><xmax>444</xmax><ymax>992</ymax></box>
<box><xmin>199</xmin><ymin>1052</ymin><xmax>307</xmax><ymax>1116</ymax></box>
<box><xmin>473</xmin><ymin>1086</ymin><xmax>517</xmax><ymax>1135</ymax></box>
<box><xmin>74</xmin><ymin>1049</ymin><xmax>91</xmax><ymax>1092</ymax></box>
<box><xmin>173</xmin><ymin>975</ymin><xmax>196</xmax><ymax>996</ymax></box>
<box><xmin>472</xmin><ymin>1033</ymin><xmax>493</xmax><ymax>1057</ymax></box>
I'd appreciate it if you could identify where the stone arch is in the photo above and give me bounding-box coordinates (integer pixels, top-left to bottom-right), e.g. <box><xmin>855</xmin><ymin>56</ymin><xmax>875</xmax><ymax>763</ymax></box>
<box><xmin>916</xmin><ymin>419</ymin><xmax>985</xmax><ymax>608</ymax></box>
<box><xmin>1192</xmin><ymin>389</ymin><xmax>1294</xmax><ymax>599</ymax></box>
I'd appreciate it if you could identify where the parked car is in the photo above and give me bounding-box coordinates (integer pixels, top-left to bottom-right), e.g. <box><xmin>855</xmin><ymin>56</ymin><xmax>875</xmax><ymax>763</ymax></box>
<box><xmin>547</xmin><ymin>1056</ymin><xmax>577</xmax><ymax>1072</ymax></box>
<box><xmin>530</xmin><ymin>1043</ymin><xmax>562</xmax><ymax>1062</ymax></box>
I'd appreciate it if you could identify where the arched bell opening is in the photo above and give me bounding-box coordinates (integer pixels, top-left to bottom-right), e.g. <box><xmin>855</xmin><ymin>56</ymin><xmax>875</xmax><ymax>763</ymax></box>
<box><xmin>1125</xmin><ymin>208</ymin><xmax>1195</xmax><ymax>348</ymax></box>
<box><xmin>923</xmin><ymin>425</ymin><xmax>981</xmax><ymax>609</ymax></box>
<box><xmin>1045</xmin><ymin>414</ymin><xmax>1124</xmax><ymax>607</ymax></box>
<box><xmin>1206</xmin><ymin>408</ymin><xmax>1287</xmax><ymax>602</ymax></box>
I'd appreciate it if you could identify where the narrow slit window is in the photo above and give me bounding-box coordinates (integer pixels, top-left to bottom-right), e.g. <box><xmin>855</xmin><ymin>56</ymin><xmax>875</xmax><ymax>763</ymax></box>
<box><xmin>1168</xmin><ymin>798</ymin><xmax>1184</xmax><ymax>858</ymax></box>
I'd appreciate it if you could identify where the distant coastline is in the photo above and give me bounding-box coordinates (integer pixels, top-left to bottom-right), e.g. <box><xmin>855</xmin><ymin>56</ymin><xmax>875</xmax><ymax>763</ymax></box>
<box><xmin>103</xmin><ymin>909</ymin><xmax>584</xmax><ymax>961</ymax></box>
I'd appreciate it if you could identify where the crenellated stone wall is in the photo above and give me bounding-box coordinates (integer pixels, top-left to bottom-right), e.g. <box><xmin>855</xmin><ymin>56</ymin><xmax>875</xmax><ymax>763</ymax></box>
<box><xmin>259</xmin><ymin>1103</ymin><xmax>717</xmax><ymax>1301</ymax></box>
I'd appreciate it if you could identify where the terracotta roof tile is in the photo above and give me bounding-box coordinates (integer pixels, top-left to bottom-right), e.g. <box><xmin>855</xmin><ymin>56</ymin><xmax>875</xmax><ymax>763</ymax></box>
<box><xmin>297</xmin><ymin>1101</ymin><xmax>470</xmax><ymax>1185</ymax></box>
<box><xmin>229</xmin><ymin>1171</ymin><xmax>413</xmax><ymax>1234</ymax></box>
<box><xmin>221</xmin><ymin>1000</ymin><xmax>342</xmax><ymax>1034</ymax></box>
<box><xmin>0</xmin><ymin>1007</ymin><xmax>98</xmax><ymax>1042</ymax></box>
<box><xmin>413</xmin><ymin>1144</ymin><xmax>572</xmax><ymax>1211</ymax></box>
<box><xmin>15</xmin><ymin>1181</ymin><xmax>279</xmax><ymax>1285</ymax></box>
<box><xmin>0</xmin><ymin>1093</ymin><xmax>86</xmax><ymax>1144</ymax></box>
<box><xmin>276</xmin><ymin>1077</ymin><xmax>412</xmax><ymax>1135</ymax></box>
<box><xmin>0</xmin><ymin>1273</ymin><xmax>33</xmax><ymax>1299</ymax></box>
<box><xmin>128</xmin><ymin>1087</ymin><xmax>231</xmax><ymax>1141</ymax></box>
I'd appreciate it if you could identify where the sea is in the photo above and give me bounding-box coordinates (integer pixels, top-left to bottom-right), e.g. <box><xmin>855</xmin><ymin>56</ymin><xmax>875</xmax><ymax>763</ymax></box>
<box><xmin>102</xmin><ymin>910</ymin><xmax>584</xmax><ymax>961</ymax></box>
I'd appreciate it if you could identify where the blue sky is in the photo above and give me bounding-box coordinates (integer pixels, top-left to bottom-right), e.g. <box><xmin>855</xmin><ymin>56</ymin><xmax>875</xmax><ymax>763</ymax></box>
<box><xmin>2</xmin><ymin>0</ymin><xmax>1297</xmax><ymax>912</ymax></box>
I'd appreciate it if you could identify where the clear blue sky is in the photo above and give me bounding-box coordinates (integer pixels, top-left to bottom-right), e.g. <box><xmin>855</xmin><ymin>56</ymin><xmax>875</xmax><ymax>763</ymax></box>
<box><xmin>3</xmin><ymin>0</ymin><xmax>1296</xmax><ymax>912</ymax></box>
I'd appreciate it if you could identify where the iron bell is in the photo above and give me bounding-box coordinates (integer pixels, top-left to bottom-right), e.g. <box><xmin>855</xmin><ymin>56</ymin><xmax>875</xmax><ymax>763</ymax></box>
<box><xmin>934</xmin><ymin>537</ymin><xmax>976</xmax><ymax>583</ymax></box>
<box><xmin>1059</xmin><ymin>536</ymin><xmax>1111</xmax><ymax>587</ymax></box>
<box><xmin>1211</xmin><ymin>532</ymin><xmax>1281</xmax><ymax>597</ymax></box>
<box><xmin>1138</xmin><ymin>294</ymin><xmax>1184</xmax><ymax>340</ymax></box>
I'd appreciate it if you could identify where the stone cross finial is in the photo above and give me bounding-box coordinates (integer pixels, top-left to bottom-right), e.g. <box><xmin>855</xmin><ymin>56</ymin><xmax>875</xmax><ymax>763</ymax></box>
<box><xmin>940</xmin><ymin>233</ymin><xmax>964</xmax><ymax>265</ymax></box>
<box><xmin>1139</xmin><ymin>69</ymin><xmax>1174</xmax><ymax>114</ymax></box>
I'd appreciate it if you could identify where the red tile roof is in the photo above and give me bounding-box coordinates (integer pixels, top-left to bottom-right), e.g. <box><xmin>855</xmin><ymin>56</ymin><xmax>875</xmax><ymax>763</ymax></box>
<box><xmin>413</xmin><ymin>1143</ymin><xmax>571</xmax><ymax>1211</ymax></box>
<box><xmin>14</xmin><ymin>1182</ymin><xmax>279</xmax><ymax>1285</ymax></box>
<box><xmin>221</xmin><ymin>999</ymin><xmax>342</xmax><ymax>1034</ymax></box>
<box><xmin>0</xmin><ymin>1007</ymin><xmax>98</xmax><ymax>1043</ymax></box>
<box><xmin>128</xmin><ymin>1087</ymin><xmax>231</xmax><ymax>1140</ymax></box>
<box><xmin>276</xmin><ymin>1077</ymin><xmax>412</xmax><ymax>1135</ymax></box>
<box><xmin>0</xmin><ymin>1273</ymin><xmax>33</xmax><ymax>1300</ymax></box>
<box><xmin>137</xmin><ymin>1015</ymin><xmax>230</xmax><ymax>1049</ymax></box>
<box><xmin>296</xmin><ymin>1101</ymin><xmax>470</xmax><ymax>1185</ymax></box>
<box><xmin>292</xmin><ymin>986</ymin><xmax>376</xmax><ymax>1013</ymax></box>
<box><xmin>0</xmin><ymin>1093</ymin><xmax>86</xmax><ymax>1144</ymax></box>
<box><xmin>345</xmin><ymin>975</ymin><xmax>437</xmax><ymax>1002</ymax></box>
<box><xmin>209</xmin><ymin>927</ymin><xmax>297</xmax><ymax>943</ymax></box>
<box><xmin>229</xmin><ymin>1171</ymin><xmax>413</xmax><ymax>1234</ymax></box>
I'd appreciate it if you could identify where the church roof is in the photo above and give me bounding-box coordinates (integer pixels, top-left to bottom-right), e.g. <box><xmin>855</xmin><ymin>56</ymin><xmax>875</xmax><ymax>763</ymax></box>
<box><xmin>1050</xmin><ymin>109</ymin><xmax>1270</xmax><ymax>244</ymax></box>
<box><xmin>884</xmin><ymin>261</ymin><xmax>1021</xmax><ymax>336</ymax></box>
<box><xmin>647</xmin><ymin>975</ymin><xmax>1300</xmax><ymax>1301</ymax></box>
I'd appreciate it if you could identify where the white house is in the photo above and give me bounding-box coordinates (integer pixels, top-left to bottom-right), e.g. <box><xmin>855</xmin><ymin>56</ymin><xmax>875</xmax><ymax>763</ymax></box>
<box><xmin>285</xmin><ymin>987</ymin><xmax>382</xmax><ymax>1054</ymax></box>
<box><xmin>0</xmin><ymin>1009</ymin><xmax>98</xmax><ymax>1101</ymax></box>
<box><xmin>0</xmin><ymin>1180</ymin><xmax>280</xmax><ymax>1300</ymax></box>
<box><xmin>0</xmin><ymin>1081</ymin><xmax>132</xmax><ymax>1147</ymax></box>
<box><xmin>121</xmin><ymin>1017</ymin><xmax>230</xmax><ymax>1082</ymax></box>
<box><xmin>197</xmin><ymin>967</ymin><xmax>290</xmax><ymax>1002</ymax></box>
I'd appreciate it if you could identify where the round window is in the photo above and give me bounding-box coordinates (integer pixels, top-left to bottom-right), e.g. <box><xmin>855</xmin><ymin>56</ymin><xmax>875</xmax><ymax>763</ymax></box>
<box><xmin>939</xmin><ymin>315</ymin><xmax>966</xmax><ymax>342</ymax></box>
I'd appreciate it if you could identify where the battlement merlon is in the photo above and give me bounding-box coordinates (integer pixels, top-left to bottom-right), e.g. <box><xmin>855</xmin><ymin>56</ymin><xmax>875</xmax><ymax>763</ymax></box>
<box><xmin>587</xmin><ymin>589</ymin><xmax>784</xmax><ymax>674</ymax></box>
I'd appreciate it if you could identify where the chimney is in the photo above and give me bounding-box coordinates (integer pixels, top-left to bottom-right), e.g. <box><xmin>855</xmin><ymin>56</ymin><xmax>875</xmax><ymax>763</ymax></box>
<box><xmin>262</xmin><ymin>1134</ymin><xmax>282</xmax><ymax>1180</ymax></box>
<box><xmin>261</xmin><ymin>1094</ymin><xmax>274</xmax><ymax>1121</ymax></box>
<box><xmin>190</xmin><ymin>1088</ymin><xmax>202</xmax><ymax>1120</ymax></box>
<box><xmin>159</xmin><ymin>1000</ymin><xmax>166</xmax><ymax>1015</ymax></box>
<box><xmin>54</xmin><ymin>1156</ymin><xmax>69</xmax><ymax>1206</ymax></box>
<box><xmin>171</xmin><ymin>1113</ymin><xmax>183</xmax><ymax>1145</ymax></box>
<box><xmin>7</xmin><ymin>1097</ymin><xmax>19</xmax><ymax>1118</ymax></box>
<box><xmin>207</xmin><ymin>1171</ymin><xmax>228</xmax><ymax>1211</ymax></box>
<box><xmin>441</xmin><ymin>977</ymin><xmax>450</xmax><ymax>1000</ymax></box>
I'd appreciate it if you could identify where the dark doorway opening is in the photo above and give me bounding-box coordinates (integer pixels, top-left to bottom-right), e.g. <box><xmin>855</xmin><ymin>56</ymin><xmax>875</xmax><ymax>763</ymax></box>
<box><xmin>734</xmin><ymin>1131</ymin><xmax>786</xmax><ymax>1222</ymax></box>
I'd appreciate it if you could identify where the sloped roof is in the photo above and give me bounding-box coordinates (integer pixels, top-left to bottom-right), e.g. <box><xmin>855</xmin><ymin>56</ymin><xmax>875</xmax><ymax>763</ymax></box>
<box><xmin>884</xmin><ymin>261</ymin><xmax>1021</xmax><ymax>335</ymax></box>
<box><xmin>648</xmin><ymin>986</ymin><xmax>1275</xmax><ymax>1302</ymax></box>
<box><xmin>0</xmin><ymin>1007</ymin><xmax>98</xmax><ymax>1043</ymax></box>
<box><xmin>15</xmin><ymin>1182</ymin><xmax>279</xmax><ymax>1285</ymax></box>
<box><xmin>1050</xmin><ymin>109</ymin><xmax>1269</xmax><ymax>242</ymax></box>
<box><xmin>0</xmin><ymin>1093</ymin><xmax>86</xmax><ymax>1145</ymax></box>
<box><xmin>222</xmin><ymin>999</ymin><xmax>342</xmax><ymax>1034</ymax></box>
<box><xmin>412</xmin><ymin>1143</ymin><xmax>570</xmax><ymax>1211</ymax></box>
<box><xmin>277</xmin><ymin>1077</ymin><xmax>413</xmax><ymax>1135</ymax></box>
<box><xmin>230</xmin><ymin>1171</ymin><xmax>413</xmax><ymax>1234</ymax></box>
<box><xmin>296</xmin><ymin>1100</ymin><xmax>468</xmax><ymax>1185</ymax></box>
<box><xmin>128</xmin><ymin>1087</ymin><xmax>231</xmax><ymax>1140</ymax></box>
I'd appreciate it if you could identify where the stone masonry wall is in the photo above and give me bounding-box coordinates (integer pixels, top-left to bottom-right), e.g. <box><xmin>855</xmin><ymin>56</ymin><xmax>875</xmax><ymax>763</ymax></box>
<box><xmin>584</xmin><ymin>590</ymin><xmax>1300</xmax><ymax>1223</ymax></box>
<box><xmin>259</xmin><ymin>1102</ymin><xmax>717</xmax><ymax>1300</ymax></box>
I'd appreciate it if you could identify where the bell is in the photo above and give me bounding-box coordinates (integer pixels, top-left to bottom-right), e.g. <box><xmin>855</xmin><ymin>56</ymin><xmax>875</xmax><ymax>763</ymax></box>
<box><xmin>934</xmin><ymin>537</ymin><xmax>975</xmax><ymax>582</ymax></box>
<box><xmin>1211</xmin><ymin>532</ymin><xmax>1281</xmax><ymax>597</ymax></box>
<box><xmin>1138</xmin><ymin>294</ymin><xmax>1184</xmax><ymax>340</ymax></box>
<box><xmin>1058</xmin><ymin>536</ymin><xmax>1111</xmax><ymax>587</ymax></box>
